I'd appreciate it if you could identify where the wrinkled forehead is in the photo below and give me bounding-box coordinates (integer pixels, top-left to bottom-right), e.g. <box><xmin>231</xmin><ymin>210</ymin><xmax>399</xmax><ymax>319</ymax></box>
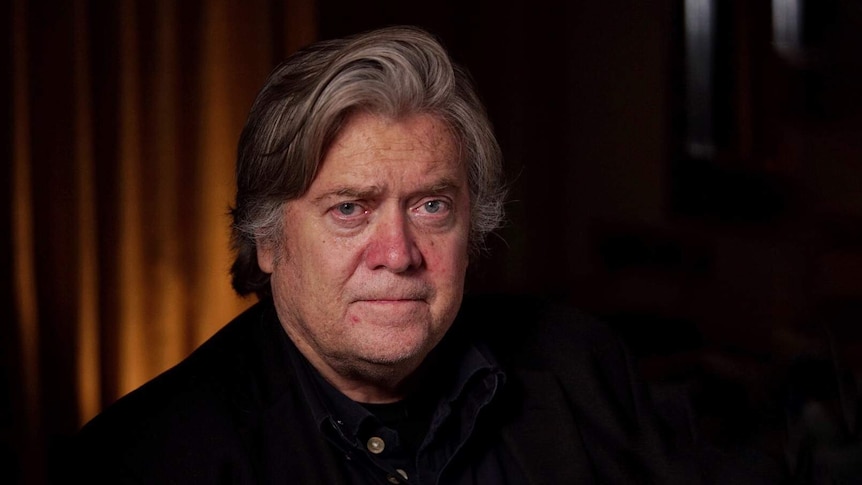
<box><xmin>312</xmin><ymin>109</ymin><xmax>464</xmax><ymax>177</ymax></box>
<box><xmin>334</xmin><ymin>110</ymin><xmax>455</xmax><ymax>148</ymax></box>
<box><xmin>311</xmin><ymin>111</ymin><xmax>464</xmax><ymax>187</ymax></box>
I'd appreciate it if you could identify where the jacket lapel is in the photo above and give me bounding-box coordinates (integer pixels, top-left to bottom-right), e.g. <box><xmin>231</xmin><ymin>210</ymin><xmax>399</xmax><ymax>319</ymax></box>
<box><xmin>231</xmin><ymin>303</ymin><xmax>349</xmax><ymax>483</ymax></box>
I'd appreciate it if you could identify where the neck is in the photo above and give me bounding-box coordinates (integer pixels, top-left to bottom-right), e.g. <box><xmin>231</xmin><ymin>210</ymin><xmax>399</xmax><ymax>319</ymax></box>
<box><xmin>294</xmin><ymin>340</ymin><xmax>423</xmax><ymax>404</ymax></box>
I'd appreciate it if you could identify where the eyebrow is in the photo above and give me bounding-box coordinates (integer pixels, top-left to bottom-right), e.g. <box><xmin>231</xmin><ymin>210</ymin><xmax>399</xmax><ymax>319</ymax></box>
<box><xmin>311</xmin><ymin>177</ymin><xmax>462</xmax><ymax>204</ymax></box>
<box><xmin>311</xmin><ymin>186</ymin><xmax>383</xmax><ymax>205</ymax></box>
<box><xmin>421</xmin><ymin>178</ymin><xmax>462</xmax><ymax>195</ymax></box>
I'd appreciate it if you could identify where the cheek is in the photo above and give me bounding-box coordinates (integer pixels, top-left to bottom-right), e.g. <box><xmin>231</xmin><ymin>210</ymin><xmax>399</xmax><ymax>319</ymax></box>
<box><xmin>423</xmin><ymin>236</ymin><xmax>469</xmax><ymax>282</ymax></box>
<box><xmin>312</xmin><ymin>235</ymin><xmax>366</xmax><ymax>285</ymax></box>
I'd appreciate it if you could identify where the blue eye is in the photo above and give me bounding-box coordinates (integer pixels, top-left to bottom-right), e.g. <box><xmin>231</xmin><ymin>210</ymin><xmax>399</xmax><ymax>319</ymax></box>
<box><xmin>424</xmin><ymin>200</ymin><xmax>443</xmax><ymax>213</ymax></box>
<box><xmin>337</xmin><ymin>203</ymin><xmax>358</xmax><ymax>215</ymax></box>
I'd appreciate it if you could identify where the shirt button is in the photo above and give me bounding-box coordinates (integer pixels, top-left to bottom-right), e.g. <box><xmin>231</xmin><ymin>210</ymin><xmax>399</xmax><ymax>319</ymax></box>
<box><xmin>366</xmin><ymin>436</ymin><xmax>385</xmax><ymax>454</ymax></box>
<box><xmin>386</xmin><ymin>468</ymin><xmax>408</xmax><ymax>483</ymax></box>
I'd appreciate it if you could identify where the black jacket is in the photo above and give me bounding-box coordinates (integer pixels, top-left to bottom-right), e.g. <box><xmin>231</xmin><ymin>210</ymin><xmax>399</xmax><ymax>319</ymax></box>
<box><xmin>71</xmin><ymin>295</ymin><xmax>728</xmax><ymax>484</ymax></box>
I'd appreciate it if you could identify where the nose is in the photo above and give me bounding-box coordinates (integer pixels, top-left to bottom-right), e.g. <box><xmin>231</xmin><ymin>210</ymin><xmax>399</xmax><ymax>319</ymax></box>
<box><xmin>364</xmin><ymin>207</ymin><xmax>423</xmax><ymax>273</ymax></box>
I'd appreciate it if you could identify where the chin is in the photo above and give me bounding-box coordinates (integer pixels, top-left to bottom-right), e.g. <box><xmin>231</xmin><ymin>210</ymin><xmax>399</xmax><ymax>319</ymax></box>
<box><xmin>348</xmin><ymin>333</ymin><xmax>436</xmax><ymax>373</ymax></box>
<box><xmin>358</xmin><ymin>339</ymin><xmax>427</xmax><ymax>366</ymax></box>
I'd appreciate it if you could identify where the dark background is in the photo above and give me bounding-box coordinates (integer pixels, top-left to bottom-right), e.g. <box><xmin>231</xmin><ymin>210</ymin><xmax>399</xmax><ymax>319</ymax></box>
<box><xmin>6</xmin><ymin>0</ymin><xmax>862</xmax><ymax>482</ymax></box>
<box><xmin>319</xmin><ymin>0</ymin><xmax>862</xmax><ymax>475</ymax></box>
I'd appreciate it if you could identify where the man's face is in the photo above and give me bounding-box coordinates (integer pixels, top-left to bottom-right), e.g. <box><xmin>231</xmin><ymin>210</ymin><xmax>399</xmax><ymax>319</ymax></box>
<box><xmin>258</xmin><ymin>112</ymin><xmax>470</xmax><ymax>400</ymax></box>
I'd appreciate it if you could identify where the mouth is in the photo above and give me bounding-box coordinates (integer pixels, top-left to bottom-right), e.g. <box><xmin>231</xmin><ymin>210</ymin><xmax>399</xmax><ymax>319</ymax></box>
<box><xmin>349</xmin><ymin>285</ymin><xmax>433</xmax><ymax>307</ymax></box>
<box><xmin>351</xmin><ymin>290</ymin><xmax>430</xmax><ymax>304</ymax></box>
<box><xmin>354</xmin><ymin>298</ymin><xmax>425</xmax><ymax>304</ymax></box>
<box><xmin>347</xmin><ymin>298</ymin><xmax>428</xmax><ymax>326</ymax></box>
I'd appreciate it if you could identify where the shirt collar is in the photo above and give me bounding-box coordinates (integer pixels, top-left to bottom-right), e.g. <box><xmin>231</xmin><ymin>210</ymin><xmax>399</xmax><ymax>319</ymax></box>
<box><xmin>278</xmin><ymin>320</ymin><xmax>506</xmax><ymax>450</ymax></box>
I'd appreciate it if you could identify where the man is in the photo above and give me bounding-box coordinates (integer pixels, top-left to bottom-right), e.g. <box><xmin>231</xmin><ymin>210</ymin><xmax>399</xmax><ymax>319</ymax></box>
<box><xmin>74</xmin><ymin>26</ymin><xmax>705</xmax><ymax>484</ymax></box>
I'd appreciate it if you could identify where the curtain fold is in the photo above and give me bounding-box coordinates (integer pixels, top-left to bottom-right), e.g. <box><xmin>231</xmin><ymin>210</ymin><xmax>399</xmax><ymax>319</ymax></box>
<box><xmin>6</xmin><ymin>1</ymin><xmax>317</xmax><ymax>482</ymax></box>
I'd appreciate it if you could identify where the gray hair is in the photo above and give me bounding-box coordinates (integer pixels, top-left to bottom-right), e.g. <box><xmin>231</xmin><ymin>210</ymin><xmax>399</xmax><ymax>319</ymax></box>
<box><xmin>230</xmin><ymin>26</ymin><xmax>505</xmax><ymax>297</ymax></box>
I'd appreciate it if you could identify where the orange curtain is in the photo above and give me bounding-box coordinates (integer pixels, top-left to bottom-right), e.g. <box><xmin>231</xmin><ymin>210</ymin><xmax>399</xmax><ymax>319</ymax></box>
<box><xmin>5</xmin><ymin>0</ymin><xmax>316</xmax><ymax>482</ymax></box>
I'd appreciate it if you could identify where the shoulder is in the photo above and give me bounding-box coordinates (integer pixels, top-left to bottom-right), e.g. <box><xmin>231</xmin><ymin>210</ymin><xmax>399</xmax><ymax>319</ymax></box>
<box><xmin>458</xmin><ymin>294</ymin><xmax>709</xmax><ymax>482</ymax></box>
<box><xmin>457</xmin><ymin>294</ymin><xmax>652</xmax><ymax>445</ymax></box>
<box><xmin>457</xmin><ymin>293</ymin><xmax>627</xmax><ymax>372</ymax></box>
<box><xmin>459</xmin><ymin>295</ymin><xmax>785</xmax><ymax>484</ymax></box>
<box><xmin>71</xmin><ymin>301</ymin><xmax>276</xmax><ymax>481</ymax></box>
<box><xmin>83</xmin><ymin>300</ymin><xmax>271</xmax><ymax>427</ymax></box>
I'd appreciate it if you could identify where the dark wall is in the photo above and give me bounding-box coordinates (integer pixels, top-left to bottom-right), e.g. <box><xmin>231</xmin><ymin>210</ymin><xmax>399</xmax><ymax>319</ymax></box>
<box><xmin>319</xmin><ymin>0</ymin><xmax>673</xmax><ymax>295</ymax></box>
<box><xmin>318</xmin><ymin>0</ymin><xmax>862</xmax><ymax>467</ymax></box>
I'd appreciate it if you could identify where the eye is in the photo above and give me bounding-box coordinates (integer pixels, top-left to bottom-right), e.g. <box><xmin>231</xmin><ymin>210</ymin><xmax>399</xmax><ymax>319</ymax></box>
<box><xmin>336</xmin><ymin>202</ymin><xmax>360</xmax><ymax>216</ymax></box>
<box><xmin>423</xmin><ymin>200</ymin><xmax>444</xmax><ymax>214</ymax></box>
<box><xmin>413</xmin><ymin>198</ymin><xmax>451</xmax><ymax>219</ymax></box>
<box><xmin>329</xmin><ymin>202</ymin><xmax>368</xmax><ymax>225</ymax></box>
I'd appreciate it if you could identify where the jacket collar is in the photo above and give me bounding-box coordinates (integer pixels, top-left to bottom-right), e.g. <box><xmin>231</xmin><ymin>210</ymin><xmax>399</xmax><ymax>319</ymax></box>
<box><xmin>225</xmin><ymin>298</ymin><xmax>595</xmax><ymax>484</ymax></box>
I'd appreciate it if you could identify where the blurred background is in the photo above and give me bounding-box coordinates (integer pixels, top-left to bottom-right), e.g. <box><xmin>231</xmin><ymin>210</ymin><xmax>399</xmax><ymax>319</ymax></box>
<box><xmin>4</xmin><ymin>0</ymin><xmax>862</xmax><ymax>483</ymax></box>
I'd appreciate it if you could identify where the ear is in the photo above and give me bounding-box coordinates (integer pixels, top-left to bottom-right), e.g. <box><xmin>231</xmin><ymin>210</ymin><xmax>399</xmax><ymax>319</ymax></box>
<box><xmin>257</xmin><ymin>240</ymin><xmax>275</xmax><ymax>274</ymax></box>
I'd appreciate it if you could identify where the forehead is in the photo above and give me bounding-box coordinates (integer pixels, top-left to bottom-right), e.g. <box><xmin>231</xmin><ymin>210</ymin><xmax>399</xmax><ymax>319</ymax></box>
<box><xmin>312</xmin><ymin>112</ymin><xmax>463</xmax><ymax>187</ymax></box>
